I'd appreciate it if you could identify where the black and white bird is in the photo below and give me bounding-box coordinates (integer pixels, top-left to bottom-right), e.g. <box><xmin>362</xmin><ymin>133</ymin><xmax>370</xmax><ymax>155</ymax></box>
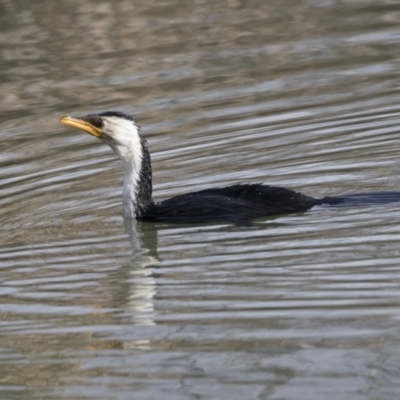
<box><xmin>59</xmin><ymin>111</ymin><xmax>400</xmax><ymax>223</ymax></box>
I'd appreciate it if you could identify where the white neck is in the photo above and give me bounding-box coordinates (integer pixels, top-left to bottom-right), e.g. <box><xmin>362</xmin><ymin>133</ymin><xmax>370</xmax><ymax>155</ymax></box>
<box><xmin>101</xmin><ymin>117</ymin><xmax>144</xmax><ymax>218</ymax></box>
<box><xmin>122</xmin><ymin>159</ymin><xmax>140</xmax><ymax>218</ymax></box>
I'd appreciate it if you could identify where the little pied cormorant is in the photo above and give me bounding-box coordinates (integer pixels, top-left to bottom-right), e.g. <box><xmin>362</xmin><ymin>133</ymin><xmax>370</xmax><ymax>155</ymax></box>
<box><xmin>60</xmin><ymin>111</ymin><xmax>389</xmax><ymax>223</ymax></box>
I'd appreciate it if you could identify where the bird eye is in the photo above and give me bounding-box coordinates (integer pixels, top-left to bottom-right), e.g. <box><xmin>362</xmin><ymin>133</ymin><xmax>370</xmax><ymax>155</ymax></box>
<box><xmin>83</xmin><ymin>116</ymin><xmax>104</xmax><ymax>129</ymax></box>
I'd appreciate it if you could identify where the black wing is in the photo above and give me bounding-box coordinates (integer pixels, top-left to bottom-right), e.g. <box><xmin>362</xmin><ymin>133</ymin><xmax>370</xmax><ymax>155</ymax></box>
<box><xmin>140</xmin><ymin>184</ymin><xmax>317</xmax><ymax>223</ymax></box>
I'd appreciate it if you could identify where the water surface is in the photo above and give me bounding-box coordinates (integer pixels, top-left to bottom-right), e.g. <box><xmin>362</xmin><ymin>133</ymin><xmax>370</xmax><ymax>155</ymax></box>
<box><xmin>1</xmin><ymin>1</ymin><xmax>400</xmax><ymax>399</ymax></box>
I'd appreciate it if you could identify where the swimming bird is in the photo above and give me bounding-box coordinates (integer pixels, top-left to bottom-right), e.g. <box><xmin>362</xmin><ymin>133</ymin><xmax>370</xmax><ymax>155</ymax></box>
<box><xmin>59</xmin><ymin>111</ymin><xmax>400</xmax><ymax>223</ymax></box>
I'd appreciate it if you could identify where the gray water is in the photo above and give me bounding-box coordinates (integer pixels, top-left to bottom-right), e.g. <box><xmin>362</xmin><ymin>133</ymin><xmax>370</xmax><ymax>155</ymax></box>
<box><xmin>1</xmin><ymin>1</ymin><xmax>400</xmax><ymax>399</ymax></box>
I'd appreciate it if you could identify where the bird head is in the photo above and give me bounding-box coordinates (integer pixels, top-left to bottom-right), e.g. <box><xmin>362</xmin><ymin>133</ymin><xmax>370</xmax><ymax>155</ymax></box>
<box><xmin>59</xmin><ymin>111</ymin><xmax>143</xmax><ymax>163</ymax></box>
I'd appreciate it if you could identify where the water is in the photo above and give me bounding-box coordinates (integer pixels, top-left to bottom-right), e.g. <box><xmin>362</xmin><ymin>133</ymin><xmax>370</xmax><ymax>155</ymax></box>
<box><xmin>1</xmin><ymin>0</ymin><xmax>400</xmax><ymax>399</ymax></box>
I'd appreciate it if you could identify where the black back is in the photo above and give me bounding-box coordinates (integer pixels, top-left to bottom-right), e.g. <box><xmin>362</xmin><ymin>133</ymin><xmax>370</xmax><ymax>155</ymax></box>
<box><xmin>140</xmin><ymin>184</ymin><xmax>318</xmax><ymax>223</ymax></box>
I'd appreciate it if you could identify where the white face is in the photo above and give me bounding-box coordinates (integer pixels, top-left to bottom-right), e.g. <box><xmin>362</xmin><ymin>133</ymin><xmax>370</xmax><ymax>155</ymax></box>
<box><xmin>100</xmin><ymin>116</ymin><xmax>143</xmax><ymax>164</ymax></box>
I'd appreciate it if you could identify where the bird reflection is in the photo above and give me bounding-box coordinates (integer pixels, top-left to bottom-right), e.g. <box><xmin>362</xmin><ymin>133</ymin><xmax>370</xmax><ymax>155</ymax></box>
<box><xmin>123</xmin><ymin>218</ymin><xmax>160</xmax><ymax>328</ymax></box>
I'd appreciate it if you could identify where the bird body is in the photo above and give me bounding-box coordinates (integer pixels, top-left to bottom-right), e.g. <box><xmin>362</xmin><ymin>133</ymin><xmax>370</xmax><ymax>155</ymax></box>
<box><xmin>143</xmin><ymin>184</ymin><xmax>318</xmax><ymax>223</ymax></box>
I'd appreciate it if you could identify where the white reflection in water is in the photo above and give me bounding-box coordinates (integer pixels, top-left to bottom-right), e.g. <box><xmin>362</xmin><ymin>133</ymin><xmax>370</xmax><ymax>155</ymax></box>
<box><xmin>124</xmin><ymin>218</ymin><xmax>159</xmax><ymax>327</ymax></box>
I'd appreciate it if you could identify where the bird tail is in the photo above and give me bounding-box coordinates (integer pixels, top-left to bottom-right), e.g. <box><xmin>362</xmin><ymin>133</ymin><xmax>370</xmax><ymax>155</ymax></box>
<box><xmin>316</xmin><ymin>191</ymin><xmax>400</xmax><ymax>207</ymax></box>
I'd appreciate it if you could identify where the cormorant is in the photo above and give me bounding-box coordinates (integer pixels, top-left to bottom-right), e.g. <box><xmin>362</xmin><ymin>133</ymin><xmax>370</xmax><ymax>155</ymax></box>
<box><xmin>59</xmin><ymin>111</ymin><xmax>399</xmax><ymax>223</ymax></box>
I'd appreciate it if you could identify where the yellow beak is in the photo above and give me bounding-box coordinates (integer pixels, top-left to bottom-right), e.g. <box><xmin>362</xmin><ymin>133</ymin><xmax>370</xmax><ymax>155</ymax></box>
<box><xmin>59</xmin><ymin>116</ymin><xmax>103</xmax><ymax>138</ymax></box>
